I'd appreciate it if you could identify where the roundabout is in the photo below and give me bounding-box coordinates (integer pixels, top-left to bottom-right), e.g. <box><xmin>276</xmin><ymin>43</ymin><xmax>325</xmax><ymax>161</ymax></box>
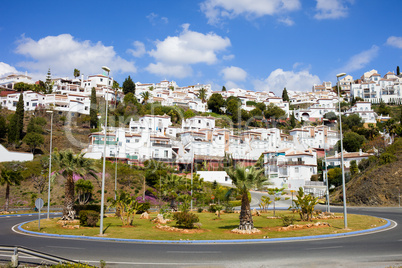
<box><xmin>1</xmin><ymin>206</ymin><xmax>401</xmax><ymax>267</ymax></box>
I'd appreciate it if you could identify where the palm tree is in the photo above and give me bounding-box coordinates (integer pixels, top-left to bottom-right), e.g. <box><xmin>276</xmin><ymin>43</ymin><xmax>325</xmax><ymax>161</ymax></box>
<box><xmin>0</xmin><ymin>162</ymin><xmax>23</xmax><ymax>212</ymax></box>
<box><xmin>140</xmin><ymin>91</ymin><xmax>151</xmax><ymax>104</ymax></box>
<box><xmin>53</xmin><ymin>149</ymin><xmax>98</xmax><ymax>220</ymax></box>
<box><xmin>197</xmin><ymin>88</ymin><xmax>207</xmax><ymax>103</ymax></box>
<box><xmin>226</xmin><ymin>165</ymin><xmax>268</xmax><ymax>230</ymax></box>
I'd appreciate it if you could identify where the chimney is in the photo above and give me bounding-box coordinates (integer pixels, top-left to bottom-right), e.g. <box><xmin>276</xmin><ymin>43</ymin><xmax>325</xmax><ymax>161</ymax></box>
<box><xmin>359</xmin><ymin>149</ymin><xmax>362</xmax><ymax>156</ymax></box>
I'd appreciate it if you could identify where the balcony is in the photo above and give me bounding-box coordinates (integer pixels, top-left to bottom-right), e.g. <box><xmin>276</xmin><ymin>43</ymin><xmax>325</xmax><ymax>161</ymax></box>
<box><xmin>93</xmin><ymin>140</ymin><xmax>117</xmax><ymax>145</ymax></box>
<box><xmin>152</xmin><ymin>143</ymin><xmax>172</xmax><ymax>148</ymax></box>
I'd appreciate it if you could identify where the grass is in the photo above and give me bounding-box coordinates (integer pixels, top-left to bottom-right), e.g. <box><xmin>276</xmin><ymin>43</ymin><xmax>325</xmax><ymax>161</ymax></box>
<box><xmin>22</xmin><ymin>211</ymin><xmax>387</xmax><ymax>241</ymax></box>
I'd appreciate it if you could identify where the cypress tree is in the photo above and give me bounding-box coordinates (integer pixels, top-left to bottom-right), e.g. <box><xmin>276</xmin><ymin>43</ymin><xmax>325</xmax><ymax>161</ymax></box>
<box><xmin>90</xmin><ymin>87</ymin><xmax>98</xmax><ymax>128</ymax></box>
<box><xmin>15</xmin><ymin>94</ymin><xmax>24</xmax><ymax>140</ymax></box>
<box><xmin>282</xmin><ymin>88</ymin><xmax>290</xmax><ymax>102</ymax></box>
<box><xmin>0</xmin><ymin>115</ymin><xmax>7</xmax><ymax>140</ymax></box>
<box><xmin>8</xmin><ymin>114</ymin><xmax>17</xmax><ymax>144</ymax></box>
<box><xmin>222</xmin><ymin>86</ymin><xmax>227</xmax><ymax>92</ymax></box>
<box><xmin>397</xmin><ymin>66</ymin><xmax>400</xmax><ymax>76</ymax></box>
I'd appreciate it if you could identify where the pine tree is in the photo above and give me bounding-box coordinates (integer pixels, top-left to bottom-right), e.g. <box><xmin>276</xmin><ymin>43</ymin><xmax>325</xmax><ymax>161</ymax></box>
<box><xmin>222</xmin><ymin>86</ymin><xmax>226</xmax><ymax>92</ymax></box>
<box><xmin>45</xmin><ymin>68</ymin><xmax>52</xmax><ymax>93</ymax></box>
<box><xmin>397</xmin><ymin>66</ymin><xmax>400</xmax><ymax>76</ymax></box>
<box><xmin>122</xmin><ymin>76</ymin><xmax>135</xmax><ymax>95</ymax></box>
<box><xmin>90</xmin><ymin>87</ymin><xmax>98</xmax><ymax>128</ymax></box>
<box><xmin>15</xmin><ymin>94</ymin><xmax>24</xmax><ymax>140</ymax></box>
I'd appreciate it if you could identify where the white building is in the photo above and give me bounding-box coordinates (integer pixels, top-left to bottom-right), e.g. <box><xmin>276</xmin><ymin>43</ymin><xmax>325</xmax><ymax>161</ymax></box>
<box><xmin>263</xmin><ymin>148</ymin><xmax>318</xmax><ymax>190</ymax></box>
<box><xmin>326</xmin><ymin>149</ymin><xmax>372</xmax><ymax>170</ymax></box>
<box><xmin>0</xmin><ymin>73</ymin><xmax>34</xmax><ymax>89</ymax></box>
<box><xmin>344</xmin><ymin>101</ymin><xmax>377</xmax><ymax>125</ymax></box>
<box><xmin>350</xmin><ymin>70</ymin><xmax>402</xmax><ymax>104</ymax></box>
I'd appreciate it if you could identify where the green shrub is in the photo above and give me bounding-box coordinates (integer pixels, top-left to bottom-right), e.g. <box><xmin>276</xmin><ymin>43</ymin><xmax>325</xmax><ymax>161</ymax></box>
<box><xmin>208</xmin><ymin>204</ymin><xmax>217</xmax><ymax>213</ymax></box>
<box><xmin>79</xmin><ymin>210</ymin><xmax>100</xmax><ymax>227</ymax></box>
<box><xmin>281</xmin><ymin>215</ymin><xmax>295</xmax><ymax>227</ymax></box>
<box><xmin>173</xmin><ymin>211</ymin><xmax>199</xmax><ymax>229</ymax></box>
<box><xmin>224</xmin><ymin>203</ymin><xmax>234</xmax><ymax>213</ymax></box>
<box><xmin>74</xmin><ymin>204</ymin><xmax>102</xmax><ymax>216</ymax></box>
<box><xmin>228</xmin><ymin>200</ymin><xmax>242</xmax><ymax>207</ymax></box>
<box><xmin>379</xmin><ymin>152</ymin><xmax>397</xmax><ymax>165</ymax></box>
<box><xmin>197</xmin><ymin>207</ymin><xmax>204</xmax><ymax>213</ymax></box>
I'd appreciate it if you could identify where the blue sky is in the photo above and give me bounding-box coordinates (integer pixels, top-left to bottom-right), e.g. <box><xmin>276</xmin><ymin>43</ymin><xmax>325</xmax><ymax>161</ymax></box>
<box><xmin>1</xmin><ymin>0</ymin><xmax>402</xmax><ymax>96</ymax></box>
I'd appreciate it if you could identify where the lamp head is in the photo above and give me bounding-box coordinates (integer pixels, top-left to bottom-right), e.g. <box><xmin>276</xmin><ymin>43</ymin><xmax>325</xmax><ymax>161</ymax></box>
<box><xmin>102</xmin><ymin>66</ymin><xmax>111</xmax><ymax>73</ymax></box>
<box><xmin>46</xmin><ymin>110</ymin><xmax>53</xmax><ymax>114</ymax></box>
<box><xmin>336</xmin><ymin>73</ymin><xmax>346</xmax><ymax>78</ymax></box>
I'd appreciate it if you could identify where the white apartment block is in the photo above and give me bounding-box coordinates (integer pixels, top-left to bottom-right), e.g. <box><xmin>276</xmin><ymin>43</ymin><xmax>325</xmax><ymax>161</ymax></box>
<box><xmin>289</xmin><ymin>125</ymin><xmax>339</xmax><ymax>150</ymax></box>
<box><xmin>263</xmin><ymin>148</ymin><xmax>318</xmax><ymax>190</ymax></box>
<box><xmin>293</xmin><ymin>97</ymin><xmax>339</xmax><ymax>122</ymax></box>
<box><xmin>135</xmin><ymin>81</ymin><xmax>212</xmax><ymax>112</ymax></box>
<box><xmin>0</xmin><ymin>73</ymin><xmax>34</xmax><ymax>89</ymax></box>
<box><xmin>344</xmin><ymin>101</ymin><xmax>377</xmax><ymax>124</ymax></box>
<box><xmin>350</xmin><ymin>70</ymin><xmax>402</xmax><ymax>104</ymax></box>
<box><xmin>1</xmin><ymin>91</ymin><xmax>90</xmax><ymax>115</ymax></box>
<box><xmin>326</xmin><ymin>149</ymin><xmax>372</xmax><ymax>170</ymax></box>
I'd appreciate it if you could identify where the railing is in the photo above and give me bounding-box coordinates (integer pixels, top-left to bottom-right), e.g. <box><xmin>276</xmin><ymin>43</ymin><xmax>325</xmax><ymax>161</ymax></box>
<box><xmin>151</xmin><ymin>143</ymin><xmax>172</xmax><ymax>148</ymax></box>
<box><xmin>0</xmin><ymin>245</ymin><xmax>92</xmax><ymax>266</ymax></box>
<box><xmin>305</xmin><ymin>181</ymin><xmax>325</xmax><ymax>186</ymax></box>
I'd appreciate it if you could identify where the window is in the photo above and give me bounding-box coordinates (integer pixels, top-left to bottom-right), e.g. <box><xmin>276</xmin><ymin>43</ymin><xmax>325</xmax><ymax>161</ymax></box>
<box><xmin>198</xmin><ymin>120</ymin><xmax>201</xmax><ymax>124</ymax></box>
<box><xmin>126</xmin><ymin>139</ymin><xmax>130</xmax><ymax>143</ymax></box>
<box><xmin>295</xmin><ymin>167</ymin><xmax>299</xmax><ymax>173</ymax></box>
<box><xmin>135</xmin><ymin>139</ymin><xmax>139</xmax><ymax>143</ymax></box>
<box><xmin>100</xmin><ymin>78</ymin><xmax>103</xmax><ymax>82</ymax></box>
<box><xmin>164</xmin><ymin>150</ymin><xmax>168</xmax><ymax>158</ymax></box>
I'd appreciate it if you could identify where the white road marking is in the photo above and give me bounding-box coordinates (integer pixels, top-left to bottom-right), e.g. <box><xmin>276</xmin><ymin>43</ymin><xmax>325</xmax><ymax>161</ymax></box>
<box><xmin>46</xmin><ymin>246</ymin><xmax>85</xmax><ymax>250</ymax></box>
<box><xmin>306</xmin><ymin>246</ymin><xmax>343</xmax><ymax>250</ymax></box>
<box><xmin>166</xmin><ymin>251</ymin><xmax>221</xmax><ymax>254</ymax></box>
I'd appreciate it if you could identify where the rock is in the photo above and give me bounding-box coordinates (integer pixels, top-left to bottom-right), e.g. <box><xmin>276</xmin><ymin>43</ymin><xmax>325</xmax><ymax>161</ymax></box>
<box><xmin>252</xmin><ymin>209</ymin><xmax>260</xmax><ymax>216</ymax></box>
<box><xmin>152</xmin><ymin>214</ymin><xmax>171</xmax><ymax>224</ymax></box>
<box><xmin>140</xmin><ymin>212</ymin><xmax>150</xmax><ymax>219</ymax></box>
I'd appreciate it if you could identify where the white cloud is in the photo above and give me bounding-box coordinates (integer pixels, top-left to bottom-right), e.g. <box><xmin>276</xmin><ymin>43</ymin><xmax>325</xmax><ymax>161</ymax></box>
<box><xmin>277</xmin><ymin>17</ymin><xmax>294</xmax><ymax>26</ymax></box>
<box><xmin>225</xmin><ymin>81</ymin><xmax>241</xmax><ymax>90</ymax></box>
<box><xmin>15</xmin><ymin>34</ymin><xmax>136</xmax><ymax>78</ymax></box>
<box><xmin>386</xmin><ymin>36</ymin><xmax>402</xmax><ymax>49</ymax></box>
<box><xmin>146</xmin><ymin>62</ymin><xmax>192</xmax><ymax>79</ymax></box>
<box><xmin>314</xmin><ymin>0</ymin><xmax>350</xmax><ymax>20</ymax></box>
<box><xmin>222</xmin><ymin>54</ymin><xmax>235</xmax><ymax>60</ymax></box>
<box><xmin>127</xmin><ymin>41</ymin><xmax>146</xmax><ymax>57</ymax></box>
<box><xmin>0</xmin><ymin>62</ymin><xmax>18</xmax><ymax>76</ymax></box>
<box><xmin>340</xmin><ymin>45</ymin><xmax>379</xmax><ymax>73</ymax></box>
<box><xmin>146</xmin><ymin>24</ymin><xmax>231</xmax><ymax>78</ymax></box>
<box><xmin>147</xmin><ymin>13</ymin><xmax>169</xmax><ymax>25</ymax></box>
<box><xmin>201</xmin><ymin>0</ymin><xmax>301</xmax><ymax>25</ymax></box>
<box><xmin>253</xmin><ymin>68</ymin><xmax>321</xmax><ymax>95</ymax></box>
<box><xmin>220</xmin><ymin>66</ymin><xmax>247</xmax><ymax>81</ymax></box>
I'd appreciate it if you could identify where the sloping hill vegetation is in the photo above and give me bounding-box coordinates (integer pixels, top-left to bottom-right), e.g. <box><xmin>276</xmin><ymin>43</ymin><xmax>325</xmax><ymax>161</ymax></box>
<box><xmin>331</xmin><ymin>138</ymin><xmax>401</xmax><ymax>206</ymax></box>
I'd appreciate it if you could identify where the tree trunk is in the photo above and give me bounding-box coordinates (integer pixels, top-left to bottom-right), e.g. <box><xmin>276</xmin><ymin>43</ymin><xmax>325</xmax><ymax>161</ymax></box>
<box><xmin>238</xmin><ymin>191</ymin><xmax>253</xmax><ymax>230</ymax></box>
<box><xmin>5</xmin><ymin>183</ymin><xmax>10</xmax><ymax>212</ymax></box>
<box><xmin>62</xmin><ymin>175</ymin><xmax>76</xmax><ymax>220</ymax></box>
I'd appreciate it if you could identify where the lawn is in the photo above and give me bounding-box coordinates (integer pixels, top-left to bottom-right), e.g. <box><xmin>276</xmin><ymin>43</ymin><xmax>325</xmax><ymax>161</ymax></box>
<box><xmin>22</xmin><ymin>211</ymin><xmax>387</xmax><ymax>241</ymax></box>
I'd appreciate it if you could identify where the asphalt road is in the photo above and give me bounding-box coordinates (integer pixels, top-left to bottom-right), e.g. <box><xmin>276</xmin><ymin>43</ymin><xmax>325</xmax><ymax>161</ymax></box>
<box><xmin>1</xmin><ymin>206</ymin><xmax>401</xmax><ymax>268</ymax></box>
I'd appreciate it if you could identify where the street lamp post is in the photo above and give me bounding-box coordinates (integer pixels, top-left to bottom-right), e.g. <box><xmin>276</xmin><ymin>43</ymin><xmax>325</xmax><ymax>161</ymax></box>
<box><xmin>115</xmin><ymin>130</ymin><xmax>119</xmax><ymax>200</ymax></box>
<box><xmin>46</xmin><ymin>110</ymin><xmax>53</xmax><ymax>219</ymax></box>
<box><xmin>323</xmin><ymin>119</ymin><xmax>330</xmax><ymax>213</ymax></box>
<box><xmin>190</xmin><ymin>146</ymin><xmax>194</xmax><ymax>211</ymax></box>
<box><xmin>336</xmin><ymin>72</ymin><xmax>348</xmax><ymax>229</ymax></box>
<box><xmin>100</xmin><ymin>66</ymin><xmax>110</xmax><ymax>235</ymax></box>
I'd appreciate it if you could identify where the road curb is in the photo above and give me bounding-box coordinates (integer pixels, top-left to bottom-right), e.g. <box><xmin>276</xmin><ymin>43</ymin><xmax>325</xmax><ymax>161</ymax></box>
<box><xmin>16</xmin><ymin>217</ymin><xmax>392</xmax><ymax>244</ymax></box>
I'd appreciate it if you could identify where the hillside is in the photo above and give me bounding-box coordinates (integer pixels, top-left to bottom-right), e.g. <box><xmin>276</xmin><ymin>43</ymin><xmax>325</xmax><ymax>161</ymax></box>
<box><xmin>331</xmin><ymin>138</ymin><xmax>402</xmax><ymax>206</ymax></box>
